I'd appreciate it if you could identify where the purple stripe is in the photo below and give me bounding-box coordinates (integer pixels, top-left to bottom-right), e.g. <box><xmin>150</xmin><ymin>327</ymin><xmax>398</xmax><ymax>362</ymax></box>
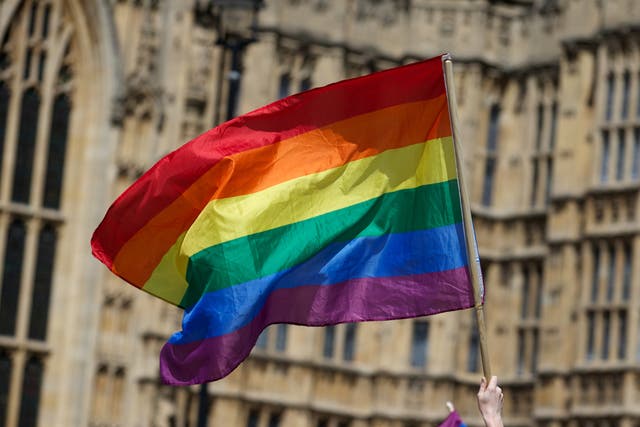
<box><xmin>160</xmin><ymin>267</ymin><xmax>473</xmax><ymax>385</ymax></box>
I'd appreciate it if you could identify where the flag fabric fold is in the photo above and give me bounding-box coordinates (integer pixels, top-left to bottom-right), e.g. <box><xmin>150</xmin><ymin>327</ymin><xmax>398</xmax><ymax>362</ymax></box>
<box><xmin>438</xmin><ymin>410</ymin><xmax>466</xmax><ymax>427</ymax></box>
<box><xmin>91</xmin><ymin>54</ymin><xmax>476</xmax><ymax>385</ymax></box>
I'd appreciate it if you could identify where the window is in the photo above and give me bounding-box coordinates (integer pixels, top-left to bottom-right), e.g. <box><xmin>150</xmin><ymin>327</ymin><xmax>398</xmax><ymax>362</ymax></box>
<box><xmin>0</xmin><ymin>351</ymin><xmax>11</xmax><ymax>426</ymax></box>
<box><xmin>591</xmin><ymin>245</ymin><xmax>600</xmax><ymax>303</ymax></box>
<box><xmin>521</xmin><ymin>266</ymin><xmax>530</xmax><ymax>319</ymax></box>
<box><xmin>633</xmin><ymin>128</ymin><xmax>640</xmax><ymax>179</ymax></box>
<box><xmin>28</xmin><ymin>225</ymin><xmax>57</xmax><ymax>340</ymax></box>
<box><xmin>0</xmin><ymin>82</ymin><xmax>9</xmax><ymax>180</ymax></box>
<box><xmin>343</xmin><ymin>323</ymin><xmax>357</xmax><ymax>362</ymax></box>
<box><xmin>323</xmin><ymin>325</ymin><xmax>335</xmax><ymax>359</ymax></box>
<box><xmin>43</xmin><ymin>94</ymin><xmax>71</xmax><ymax>208</ymax></box>
<box><xmin>410</xmin><ymin>320</ymin><xmax>429</xmax><ymax>368</ymax></box>
<box><xmin>17</xmin><ymin>356</ymin><xmax>43</xmax><ymax>427</ymax></box>
<box><xmin>300</xmin><ymin>77</ymin><xmax>312</xmax><ymax>92</ymax></box>
<box><xmin>586</xmin><ymin>311</ymin><xmax>595</xmax><ymax>361</ymax></box>
<box><xmin>255</xmin><ymin>329</ymin><xmax>268</xmax><ymax>349</ymax></box>
<box><xmin>601</xmin><ymin>131</ymin><xmax>610</xmax><ymax>183</ymax></box>
<box><xmin>605</xmin><ymin>73</ymin><xmax>614</xmax><ymax>121</ymax></box>
<box><xmin>622</xmin><ymin>71</ymin><xmax>630</xmax><ymax>120</ymax></box>
<box><xmin>278</xmin><ymin>73</ymin><xmax>291</xmax><ymax>99</ymax></box>
<box><xmin>602</xmin><ymin>311</ymin><xmax>611</xmax><ymax>360</ymax></box>
<box><xmin>517</xmin><ymin>329</ymin><xmax>525</xmax><ymax>375</ymax></box>
<box><xmin>482</xmin><ymin>104</ymin><xmax>500</xmax><ymax>206</ymax></box>
<box><xmin>246</xmin><ymin>409</ymin><xmax>260</xmax><ymax>427</ymax></box>
<box><xmin>0</xmin><ymin>219</ymin><xmax>27</xmax><ymax>336</ymax></box>
<box><xmin>616</xmin><ymin>129</ymin><xmax>626</xmax><ymax>181</ymax></box>
<box><xmin>618</xmin><ymin>311</ymin><xmax>627</xmax><ymax>360</ymax></box>
<box><xmin>622</xmin><ymin>243</ymin><xmax>631</xmax><ymax>300</ymax></box>
<box><xmin>606</xmin><ymin>244</ymin><xmax>615</xmax><ymax>302</ymax></box>
<box><xmin>467</xmin><ymin>315</ymin><xmax>479</xmax><ymax>372</ymax></box>
<box><xmin>268</xmin><ymin>412</ymin><xmax>282</xmax><ymax>427</ymax></box>
<box><xmin>275</xmin><ymin>324</ymin><xmax>287</xmax><ymax>352</ymax></box>
<box><xmin>12</xmin><ymin>88</ymin><xmax>40</xmax><ymax>203</ymax></box>
<box><xmin>535</xmin><ymin>103</ymin><xmax>544</xmax><ymax>150</ymax></box>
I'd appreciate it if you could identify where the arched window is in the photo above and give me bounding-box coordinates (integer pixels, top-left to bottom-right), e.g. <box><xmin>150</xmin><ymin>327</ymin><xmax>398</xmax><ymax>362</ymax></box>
<box><xmin>0</xmin><ymin>219</ymin><xmax>27</xmax><ymax>336</ymax></box>
<box><xmin>0</xmin><ymin>0</ymin><xmax>77</xmax><ymax>422</ymax></box>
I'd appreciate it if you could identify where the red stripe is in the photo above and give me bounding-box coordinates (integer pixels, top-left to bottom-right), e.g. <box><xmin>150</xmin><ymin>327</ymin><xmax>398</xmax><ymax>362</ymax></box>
<box><xmin>92</xmin><ymin>56</ymin><xmax>446</xmax><ymax>268</ymax></box>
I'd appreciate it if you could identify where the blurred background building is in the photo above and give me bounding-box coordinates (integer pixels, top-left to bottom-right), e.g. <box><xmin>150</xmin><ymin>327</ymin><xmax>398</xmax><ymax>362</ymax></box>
<box><xmin>0</xmin><ymin>0</ymin><xmax>639</xmax><ymax>426</ymax></box>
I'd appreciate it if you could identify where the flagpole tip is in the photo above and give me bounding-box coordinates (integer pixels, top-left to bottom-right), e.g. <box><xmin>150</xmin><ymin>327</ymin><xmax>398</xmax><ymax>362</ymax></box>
<box><xmin>442</xmin><ymin>52</ymin><xmax>453</xmax><ymax>62</ymax></box>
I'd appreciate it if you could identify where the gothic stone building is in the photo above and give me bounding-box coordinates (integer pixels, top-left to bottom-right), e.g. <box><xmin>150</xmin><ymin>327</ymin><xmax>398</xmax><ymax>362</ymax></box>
<box><xmin>0</xmin><ymin>0</ymin><xmax>639</xmax><ymax>426</ymax></box>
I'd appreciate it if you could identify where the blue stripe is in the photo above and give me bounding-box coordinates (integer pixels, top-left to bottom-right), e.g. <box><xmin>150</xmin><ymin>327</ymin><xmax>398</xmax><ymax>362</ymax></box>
<box><xmin>169</xmin><ymin>222</ymin><xmax>468</xmax><ymax>345</ymax></box>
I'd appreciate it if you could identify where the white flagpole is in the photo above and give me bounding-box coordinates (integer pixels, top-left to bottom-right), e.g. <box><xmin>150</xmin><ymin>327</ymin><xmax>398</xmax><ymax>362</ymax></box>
<box><xmin>442</xmin><ymin>55</ymin><xmax>492</xmax><ymax>379</ymax></box>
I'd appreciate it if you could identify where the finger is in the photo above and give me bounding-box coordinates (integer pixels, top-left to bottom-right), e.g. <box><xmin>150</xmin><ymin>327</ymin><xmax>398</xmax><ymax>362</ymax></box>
<box><xmin>496</xmin><ymin>386</ymin><xmax>502</xmax><ymax>394</ymax></box>
<box><xmin>488</xmin><ymin>375</ymin><xmax>498</xmax><ymax>390</ymax></box>
<box><xmin>479</xmin><ymin>377</ymin><xmax>487</xmax><ymax>391</ymax></box>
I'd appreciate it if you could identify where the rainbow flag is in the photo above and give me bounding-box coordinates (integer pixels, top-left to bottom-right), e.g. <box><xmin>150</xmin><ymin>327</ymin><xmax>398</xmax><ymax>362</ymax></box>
<box><xmin>91</xmin><ymin>54</ymin><xmax>476</xmax><ymax>385</ymax></box>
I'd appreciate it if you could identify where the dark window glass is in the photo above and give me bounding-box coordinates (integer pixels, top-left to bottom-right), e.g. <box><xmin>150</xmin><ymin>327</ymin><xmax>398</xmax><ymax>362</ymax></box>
<box><xmin>342</xmin><ymin>323</ymin><xmax>357</xmax><ymax>362</ymax></box>
<box><xmin>42</xmin><ymin>4</ymin><xmax>51</xmax><ymax>38</ymax></box>
<box><xmin>255</xmin><ymin>329</ymin><xmax>268</xmax><ymax>349</ymax></box>
<box><xmin>12</xmin><ymin>88</ymin><xmax>40</xmax><ymax>203</ymax></box>
<box><xmin>622</xmin><ymin>71</ymin><xmax>630</xmax><ymax>120</ymax></box>
<box><xmin>605</xmin><ymin>73</ymin><xmax>614</xmax><ymax>121</ymax></box>
<box><xmin>530</xmin><ymin>161</ymin><xmax>539</xmax><ymax>207</ymax></box>
<box><xmin>487</xmin><ymin>104</ymin><xmax>500</xmax><ymax>151</ymax></box>
<box><xmin>43</xmin><ymin>94</ymin><xmax>70</xmax><ymax>208</ymax></box>
<box><xmin>28</xmin><ymin>225</ymin><xmax>57</xmax><ymax>340</ymax></box>
<box><xmin>225</xmin><ymin>45</ymin><xmax>243</xmax><ymax>120</ymax></box>
<box><xmin>275</xmin><ymin>324</ymin><xmax>287</xmax><ymax>352</ymax></box>
<box><xmin>534</xmin><ymin>265</ymin><xmax>543</xmax><ymax>319</ymax></box>
<box><xmin>622</xmin><ymin>243</ymin><xmax>631</xmax><ymax>301</ymax></box>
<box><xmin>0</xmin><ymin>351</ymin><xmax>11</xmax><ymax>427</ymax></box>
<box><xmin>616</xmin><ymin>129</ymin><xmax>626</xmax><ymax>181</ymax></box>
<box><xmin>602</xmin><ymin>311</ymin><xmax>611</xmax><ymax>360</ymax></box>
<box><xmin>545</xmin><ymin>157</ymin><xmax>553</xmax><ymax>205</ymax></box>
<box><xmin>586</xmin><ymin>311</ymin><xmax>595</xmax><ymax>361</ymax></box>
<box><xmin>591</xmin><ymin>245</ymin><xmax>600</xmax><ymax>303</ymax></box>
<box><xmin>467</xmin><ymin>316</ymin><xmax>479</xmax><ymax>372</ymax></box>
<box><xmin>37</xmin><ymin>51</ymin><xmax>46</xmax><ymax>82</ymax></box>
<box><xmin>300</xmin><ymin>77</ymin><xmax>312</xmax><ymax>92</ymax></box>
<box><xmin>601</xmin><ymin>131</ymin><xmax>610</xmax><ymax>183</ymax></box>
<box><xmin>535</xmin><ymin>103</ymin><xmax>544</xmax><ymax>150</ymax></box>
<box><xmin>0</xmin><ymin>219</ymin><xmax>27</xmax><ymax>335</ymax></box>
<box><xmin>606</xmin><ymin>245</ymin><xmax>615</xmax><ymax>302</ymax></box>
<box><xmin>521</xmin><ymin>266</ymin><xmax>530</xmax><ymax>319</ymax></box>
<box><xmin>0</xmin><ymin>82</ymin><xmax>10</xmax><ymax>181</ymax></box>
<box><xmin>410</xmin><ymin>320</ymin><xmax>429</xmax><ymax>368</ymax></box>
<box><xmin>549</xmin><ymin>102</ymin><xmax>557</xmax><ymax>150</ymax></box>
<box><xmin>517</xmin><ymin>329</ymin><xmax>525</xmax><ymax>375</ymax></box>
<box><xmin>633</xmin><ymin>128</ymin><xmax>640</xmax><ymax>179</ymax></box>
<box><xmin>23</xmin><ymin>47</ymin><xmax>32</xmax><ymax>80</ymax></box>
<box><xmin>618</xmin><ymin>310</ymin><xmax>627</xmax><ymax>360</ymax></box>
<box><xmin>17</xmin><ymin>356</ymin><xmax>43</xmax><ymax>427</ymax></box>
<box><xmin>323</xmin><ymin>325</ymin><xmax>335</xmax><ymax>359</ymax></box>
<box><xmin>28</xmin><ymin>2</ymin><xmax>37</xmax><ymax>36</ymax></box>
<box><xmin>482</xmin><ymin>157</ymin><xmax>495</xmax><ymax>206</ymax></box>
<box><xmin>268</xmin><ymin>412</ymin><xmax>281</xmax><ymax>427</ymax></box>
<box><xmin>316</xmin><ymin>418</ymin><xmax>329</xmax><ymax>427</ymax></box>
<box><xmin>278</xmin><ymin>73</ymin><xmax>290</xmax><ymax>99</ymax></box>
<box><xmin>337</xmin><ymin>421</ymin><xmax>351</xmax><ymax>427</ymax></box>
<box><xmin>531</xmin><ymin>329</ymin><xmax>539</xmax><ymax>373</ymax></box>
<box><xmin>246</xmin><ymin>409</ymin><xmax>259</xmax><ymax>427</ymax></box>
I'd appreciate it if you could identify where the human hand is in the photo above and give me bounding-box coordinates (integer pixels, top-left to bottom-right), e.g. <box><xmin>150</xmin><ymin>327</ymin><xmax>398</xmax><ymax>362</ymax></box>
<box><xmin>477</xmin><ymin>376</ymin><xmax>504</xmax><ymax>427</ymax></box>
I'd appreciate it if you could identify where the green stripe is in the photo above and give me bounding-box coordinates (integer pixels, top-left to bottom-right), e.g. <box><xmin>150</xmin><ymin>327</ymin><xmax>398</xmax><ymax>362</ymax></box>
<box><xmin>183</xmin><ymin>179</ymin><xmax>462</xmax><ymax>308</ymax></box>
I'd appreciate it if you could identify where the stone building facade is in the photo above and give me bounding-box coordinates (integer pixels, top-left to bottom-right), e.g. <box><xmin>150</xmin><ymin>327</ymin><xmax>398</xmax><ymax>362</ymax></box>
<box><xmin>0</xmin><ymin>0</ymin><xmax>639</xmax><ymax>426</ymax></box>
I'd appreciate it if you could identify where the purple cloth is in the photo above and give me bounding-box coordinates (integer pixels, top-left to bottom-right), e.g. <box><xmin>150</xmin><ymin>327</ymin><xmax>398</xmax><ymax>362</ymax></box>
<box><xmin>439</xmin><ymin>411</ymin><xmax>464</xmax><ymax>427</ymax></box>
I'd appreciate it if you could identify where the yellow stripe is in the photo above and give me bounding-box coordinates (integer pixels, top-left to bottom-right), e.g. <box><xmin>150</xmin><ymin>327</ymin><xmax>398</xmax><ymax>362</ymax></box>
<box><xmin>142</xmin><ymin>232</ymin><xmax>189</xmax><ymax>306</ymax></box>
<box><xmin>143</xmin><ymin>136</ymin><xmax>456</xmax><ymax>303</ymax></box>
<box><xmin>182</xmin><ymin>137</ymin><xmax>456</xmax><ymax>257</ymax></box>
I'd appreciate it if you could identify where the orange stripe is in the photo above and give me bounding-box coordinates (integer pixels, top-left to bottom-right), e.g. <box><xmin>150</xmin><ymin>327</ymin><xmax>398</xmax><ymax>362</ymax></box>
<box><xmin>111</xmin><ymin>95</ymin><xmax>451</xmax><ymax>286</ymax></box>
